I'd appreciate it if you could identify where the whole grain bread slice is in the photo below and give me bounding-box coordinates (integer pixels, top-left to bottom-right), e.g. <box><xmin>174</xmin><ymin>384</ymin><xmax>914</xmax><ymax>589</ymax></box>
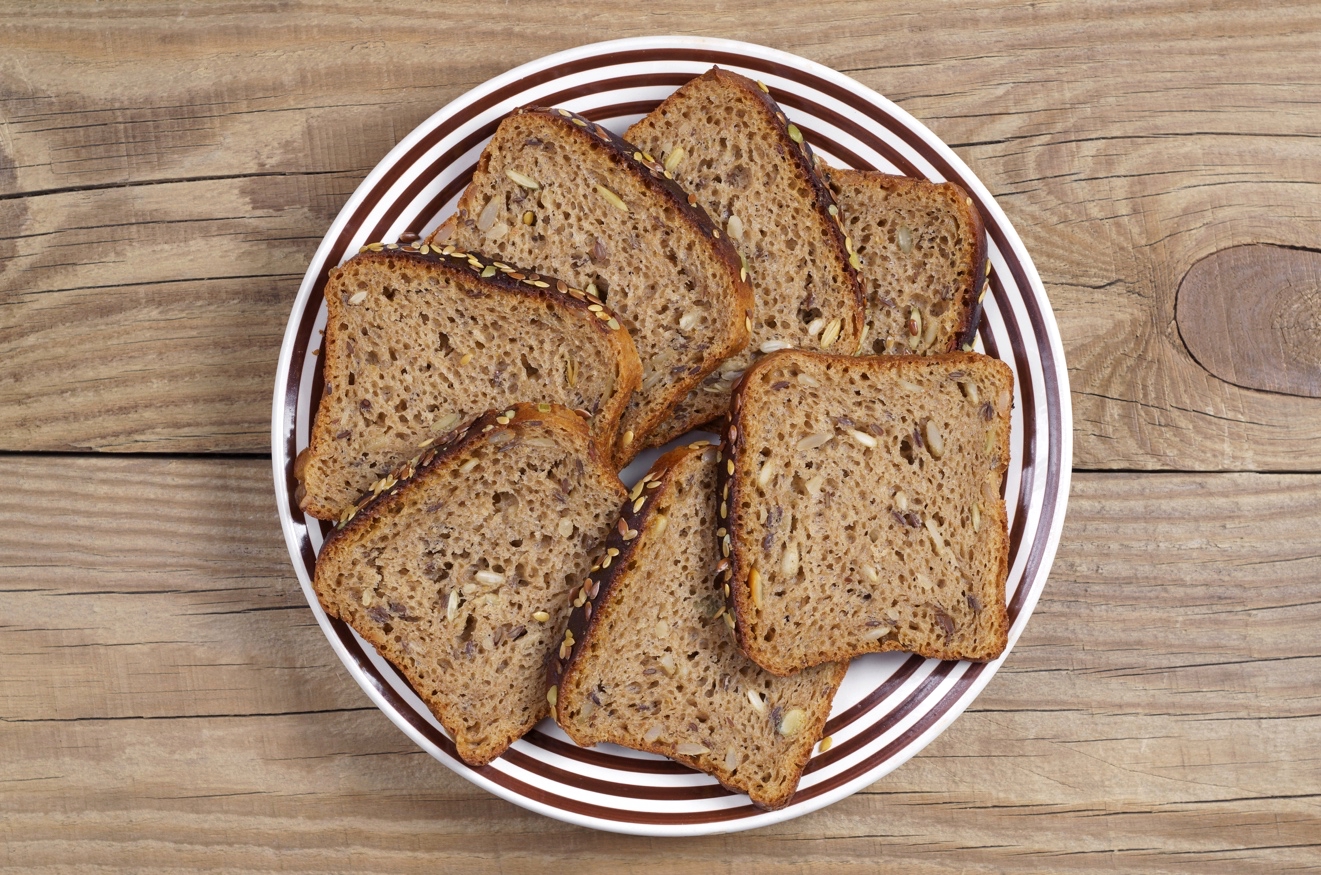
<box><xmin>717</xmin><ymin>350</ymin><xmax>1014</xmax><ymax>675</ymax></box>
<box><xmin>624</xmin><ymin>67</ymin><xmax>865</xmax><ymax>449</ymax></box>
<box><xmin>297</xmin><ymin>241</ymin><xmax>640</xmax><ymax>520</ymax></box>
<box><xmin>429</xmin><ymin>106</ymin><xmax>754</xmax><ymax>467</ymax></box>
<box><xmin>313</xmin><ymin>403</ymin><xmax>627</xmax><ymax>765</ymax></box>
<box><xmin>550</xmin><ymin>442</ymin><xmax>844</xmax><ymax>809</ymax></box>
<box><xmin>823</xmin><ymin>166</ymin><xmax>988</xmax><ymax>355</ymax></box>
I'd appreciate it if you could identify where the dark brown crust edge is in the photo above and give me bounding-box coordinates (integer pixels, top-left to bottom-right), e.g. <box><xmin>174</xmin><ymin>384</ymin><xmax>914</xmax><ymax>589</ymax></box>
<box><xmin>299</xmin><ymin>240</ymin><xmax>641</xmax><ymax>519</ymax></box>
<box><xmin>548</xmin><ymin>443</ymin><xmax>844</xmax><ymax>810</ymax></box>
<box><xmin>717</xmin><ymin>350</ymin><xmax>1013</xmax><ymax>676</ymax></box>
<box><xmin>433</xmin><ymin>104</ymin><xmax>755</xmax><ymax>467</ymax></box>
<box><xmin>821</xmin><ymin>167</ymin><xmax>989</xmax><ymax>354</ymax></box>
<box><xmin>946</xmin><ymin>181</ymin><xmax>989</xmax><ymax>352</ymax></box>
<box><xmin>312</xmin><ymin>402</ymin><xmax>626</xmax><ymax>765</ymax></box>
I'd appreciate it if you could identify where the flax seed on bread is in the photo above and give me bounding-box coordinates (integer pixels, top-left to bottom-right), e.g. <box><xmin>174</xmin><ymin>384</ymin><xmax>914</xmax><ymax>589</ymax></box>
<box><xmin>297</xmin><ymin>242</ymin><xmax>640</xmax><ymax>520</ymax></box>
<box><xmin>430</xmin><ymin>106</ymin><xmax>753</xmax><ymax>466</ymax></box>
<box><xmin>624</xmin><ymin>67</ymin><xmax>865</xmax><ymax>448</ymax></box>
<box><xmin>823</xmin><ymin>167</ymin><xmax>987</xmax><ymax>355</ymax></box>
<box><xmin>717</xmin><ymin>350</ymin><xmax>1013</xmax><ymax>675</ymax></box>
<box><xmin>550</xmin><ymin>443</ymin><xmax>844</xmax><ymax>809</ymax></box>
<box><xmin>313</xmin><ymin>403</ymin><xmax>627</xmax><ymax>765</ymax></box>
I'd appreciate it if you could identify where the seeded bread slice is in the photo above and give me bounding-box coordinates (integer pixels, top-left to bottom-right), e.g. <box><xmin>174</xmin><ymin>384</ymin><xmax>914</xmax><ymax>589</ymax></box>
<box><xmin>823</xmin><ymin>167</ymin><xmax>988</xmax><ymax>355</ymax></box>
<box><xmin>313</xmin><ymin>403</ymin><xmax>627</xmax><ymax>765</ymax></box>
<box><xmin>550</xmin><ymin>443</ymin><xmax>844</xmax><ymax>810</ymax></box>
<box><xmin>624</xmin><ymin>67</ymin><xmax>865</xmax><ymax>449</ymax></box>
<box><xmin>429</xmin><ymin>106</ymin><xmax>754</xmax><ymax>467</ymax></box>
<box><xmin>297</xmin><ymin>241</ymin><xmax>641</xmax><ymax>520</ymax></box>
<box><xmin>717</xmin><ymin>350</ymin><xmax>1014</xmax><ymax>675</ymax></box>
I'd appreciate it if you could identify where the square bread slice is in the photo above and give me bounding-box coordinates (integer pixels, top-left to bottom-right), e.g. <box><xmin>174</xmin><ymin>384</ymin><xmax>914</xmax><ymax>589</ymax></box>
<box><xmin>623</xmin><ymin>67</ymin><xmax>865</xmax><ymax>450</ymax></box>
<box><xmin>313</xmin><ymin>403</ymin><xmax>627</xmax><ymax>766</ymax></box>
<box><xmin>717</xmin><ymin>350</ymin><xmax>1014</xmax><ymax>675</ymax></box>
<box><xmin>429</xmin><ymin>106</ymin><xmax>754</xmax><ymax>467</ymax></box>
<box><xmin>296</xmin><ymin>241</ymin><xmax>640</xmax><ymax>520</ymax></box>
<box><xmin>549</xmin><ymin>442</ymin><xmax>845</xmax><ymax>810</ymax></box>
<box><xmin>823</xmin><ymin>166</ymin><xmax>988</xmax><ymax>355</ymax></box>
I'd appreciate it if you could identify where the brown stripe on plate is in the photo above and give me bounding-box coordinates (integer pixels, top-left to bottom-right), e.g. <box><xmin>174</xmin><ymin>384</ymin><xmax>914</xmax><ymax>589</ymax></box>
<box><xmin>524</xmin><ymin>728</ymin><xmax>698</xmax><ymax>775</ymax></box>
<box><xmin>793</xmin><ymin>663</ymin><xmax>990</xmax><ymax>805</ymax></box>
<box><xmin>821</xmin><ymin>654</ymin><xmax>925</xmax><ymax>737</ymax></box>
<box><xmin>804</xmin><ymin>660</ymin><xmax>956</xmax><ymax>776</ymax></box>
<box><xmin>501</xmin><ymin>746</ymin><xmax>733</xmax><ymax>802</ymax></box>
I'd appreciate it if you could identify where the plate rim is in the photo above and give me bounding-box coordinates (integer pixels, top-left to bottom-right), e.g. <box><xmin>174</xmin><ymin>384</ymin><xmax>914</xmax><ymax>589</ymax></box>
<box><xmin>270</xmin><ymin>34</ymin><xmax>1073</xmax><ymax>836</ymax></box>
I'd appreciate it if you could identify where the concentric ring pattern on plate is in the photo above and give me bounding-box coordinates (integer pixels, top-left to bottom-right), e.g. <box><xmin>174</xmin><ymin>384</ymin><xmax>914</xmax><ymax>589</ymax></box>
<box><xmin>271</xmin><ymin>35</ymin><xmax>1072</xmax><ymax>836</ymax></box>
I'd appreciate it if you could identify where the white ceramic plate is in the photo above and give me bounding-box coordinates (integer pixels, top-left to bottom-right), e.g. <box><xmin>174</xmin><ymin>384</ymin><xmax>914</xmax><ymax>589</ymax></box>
<box><xmin>272</xmin><ymin>35</ymin><xmax>1072</xmax><ymax>836</ymax></box>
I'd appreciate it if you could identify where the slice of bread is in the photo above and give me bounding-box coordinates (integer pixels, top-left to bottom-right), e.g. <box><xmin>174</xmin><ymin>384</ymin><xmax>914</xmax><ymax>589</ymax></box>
<box><xmin>297</xmin><ymin>241</ymin><xmax>640</xmax><ymax>520</ymax></box>
<box><xmin>624</xmin><ymin>67</ymin><xmax>865</xmax><ymax>448</ymax></box>
<box><xmin>430</xmin><ymin>106</ymin><xmax>754</xmax><ymax>466</ymax></box>
<box><xmin>550</xmin><ymin>442</ymin><xmax>845</xmax><ymax>810</ymax></box>
<box><xmin>313</xmin><ymin>403</ymin><xmax>627</xmax><ymax>766</ymax></box>
<box><xmin>823</xmin><ymin>167</ymin><xmax>988</xmax><ymax>355</ymax></box>
<box><xmin>717</xmin><ymin>350</ymin><xmax>1014</xmax><ymax>675</ymax></box>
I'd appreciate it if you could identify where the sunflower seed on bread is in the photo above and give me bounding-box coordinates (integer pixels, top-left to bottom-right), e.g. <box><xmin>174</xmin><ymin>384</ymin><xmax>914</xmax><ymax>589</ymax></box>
<box><xmin>550</xmin><ymin>442</ymin><xmax>844</xmax><ymax>809</ymax></box>
<box><xmin>313</xmin><ymin>403</ymin><xmax>627</xmax><ymax>766</ymax></box>
<box><xmin>719</xmin><ymin>350</ymin><xmax>1014</xmax><ymax>675</ymax></box>
<box><xmin>430</xmin><ymin>105</ymin><xmax>754</xmax><ymax>467</ymax></box>
<box><xmin>297</xmin><ymin>242</ymin><xmax>640</xmax><ymax>520</ymax></box>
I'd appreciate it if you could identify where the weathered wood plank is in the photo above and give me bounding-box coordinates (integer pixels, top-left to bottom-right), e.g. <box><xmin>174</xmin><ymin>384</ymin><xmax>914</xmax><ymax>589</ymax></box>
<box><xmin>0</xmin><ymin>2</ymin><xmax>1320</xmax><ymax>466</ymax></box>
<box><xmin>1</xmin><ymin>456</ymin><xmax>1317</xmax><ymax>871</ymax></box>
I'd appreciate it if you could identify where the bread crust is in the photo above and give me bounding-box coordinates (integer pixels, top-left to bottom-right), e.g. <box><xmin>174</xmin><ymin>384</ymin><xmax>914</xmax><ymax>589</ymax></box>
<box><xmin>299</xmin><ymin>239</ymin><xmax>640</xmax><ymax>519</ymax></box>
<box><xmin>717</xmin><ymin>350</ymin><xmax>1012</xmax><ymax>675</ymax></box>
<box><xmin>952</xmin><ymin>185</ymin><xmax>990</xmax><ymax>350</ymax></box>
<box><xmin>434</xmin><ymin>105</ymin><xmax>755</xmax><ymax>468</ymax></box>
<box><xmin>314</xmin><ymin>402</ymin><xmax>626</xmax><ymax>765</ymax></box>
<box><xmin>550</xmin><ymin>443</ymin><xmax>844</xmax><ymax>809</ymax></box>
<box><xmin>626</xmin><ymin>68</ymin><xmax>866</xmax><ymax>450</ymax></box>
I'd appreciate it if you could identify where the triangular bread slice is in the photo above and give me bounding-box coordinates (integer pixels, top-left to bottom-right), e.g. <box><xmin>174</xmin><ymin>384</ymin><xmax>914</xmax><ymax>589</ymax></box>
<box><xmin>823</xmin><ymin>167</ymin><xmax>988</xmax><ymax>355</ymax></box>
<box><xmin>296</xmin><ymin>241</ymin><xmax>640</xmax><ymax>520</ymax></box>
<box><xmin>549</xmin><ymin>442</ymin><xmax>845</xmax><ymax>810</ymax></box>
<box><xmin>313</xmin><ymin>403</ymin><xmax>627</xmax><ymax>765</ymax></box>
<box><xmin>624</xmin><ymin>67</ymin><xmax>865</xmax><ymax>450</ymax></box>
<box><xmin>717</xmin><ymin>350</ymin><xmax>1014</xmax><ymax>675</ymax></box>
<box><xmin>430</xmin><ymin>106</ymin><xmax>754</xmax><ymax>467</ymax></box>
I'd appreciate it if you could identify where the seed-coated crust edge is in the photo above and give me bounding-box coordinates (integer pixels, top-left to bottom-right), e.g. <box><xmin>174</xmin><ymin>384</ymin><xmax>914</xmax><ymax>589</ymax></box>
<box><xmin>548</xmin><ymin>443</ymin><xmax>702</xmax><ymax>697</ymax></box>
<box><xmin>299</xmin><ymin>241</ymin><xmax>641</xmax><ymax>519</ymax></box>
<box><xmin>431</xmin><ymin>104</ymin><xmax>755</xmax><ymax>469</ymax></box>
<box><xmin>549</xmin><ymin>442</ymin><xmax>844</xmax><ymax>810</ymax></box>
<box><xmin>625</xmin><ymin>67</ymin><xmax>867</xmax><ymax>452</ymax></box>
<box><xmin>822</xmin><ymin>167</ymin><xmax>989</xmax><ymax>354</ymax></box>
<box><xmin>718</xmin><ymin>349</ymin><xmax>1013</xmax><ymax>676</ymax></box>
<box><xmin>313</xmin><ymin>402</ymin><xmax>626</xmax><ymax>766</ymax></box>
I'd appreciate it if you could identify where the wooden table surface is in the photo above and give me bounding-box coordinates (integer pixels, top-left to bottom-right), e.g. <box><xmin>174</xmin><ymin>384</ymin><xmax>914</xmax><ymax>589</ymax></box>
<box><xmin>3</xmin><ymin>2</ymin><xmax>1319</xmax><ymax>871</ymax></box>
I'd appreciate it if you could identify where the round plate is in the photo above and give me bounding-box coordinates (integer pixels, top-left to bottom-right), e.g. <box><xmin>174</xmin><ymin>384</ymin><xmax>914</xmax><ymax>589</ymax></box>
<box><xmin>271</xmin><ymin>35</ymin><xmax>1072</xmax><ymax>836</ymax></box>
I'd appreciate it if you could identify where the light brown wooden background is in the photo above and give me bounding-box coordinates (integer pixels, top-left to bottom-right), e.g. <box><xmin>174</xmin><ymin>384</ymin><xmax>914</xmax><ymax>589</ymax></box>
<box><xmin>2</xmin><ymin>2</ymin><xmax>1319</xmax><ymax>872</ymax></box>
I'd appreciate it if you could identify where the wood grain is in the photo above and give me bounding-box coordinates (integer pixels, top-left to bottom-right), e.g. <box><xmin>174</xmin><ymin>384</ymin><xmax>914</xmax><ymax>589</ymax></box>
<box><xmin>1</xmin><ymin>1</ymin><xmax>1320</xmax><ymax>468</ymax></box>
<box><xmin>3</xmin><ymin>456</ymin><xmax>1318</xmax><ymax>871</ymax></box>
<box><xmin>1177</xmin><ymin>244</ymin><xmax>1321</xmax><ymax>398</ymax></box>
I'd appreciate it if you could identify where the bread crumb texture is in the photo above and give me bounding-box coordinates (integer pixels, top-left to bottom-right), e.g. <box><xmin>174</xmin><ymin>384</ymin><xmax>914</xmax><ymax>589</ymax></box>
<box><xmin>728</xmin><ymin>351</ymin><xmax>1012</xmax><ymax>672</ymax></box>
